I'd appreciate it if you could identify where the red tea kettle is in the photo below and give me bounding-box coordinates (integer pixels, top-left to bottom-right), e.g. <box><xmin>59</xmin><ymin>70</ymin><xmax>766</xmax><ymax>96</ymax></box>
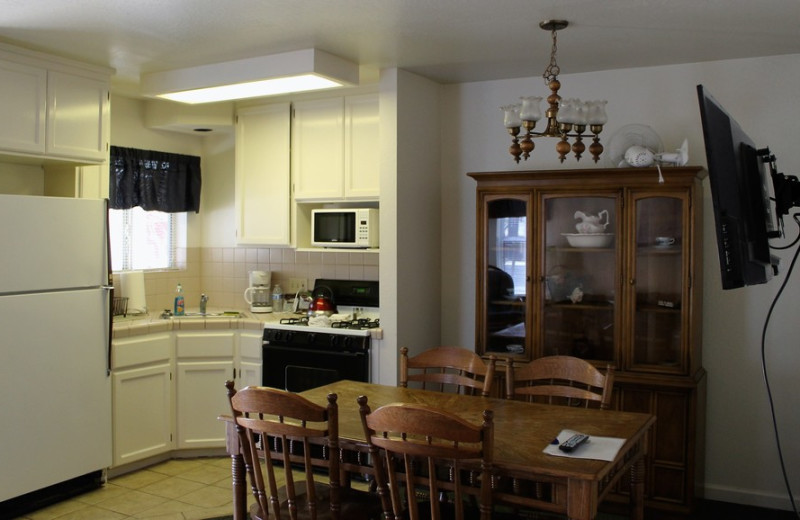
<box><xmin>308</xmin><ymin>285</ymin><xmax>337</xmax><ymax>316</ymax></box>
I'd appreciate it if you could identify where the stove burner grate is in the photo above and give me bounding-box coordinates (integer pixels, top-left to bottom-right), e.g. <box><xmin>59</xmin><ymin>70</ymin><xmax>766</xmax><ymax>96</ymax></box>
<box><xmin>280</xmin><ymin>316</ymin><xmax>309</xmax><ymax>326</ymax></box>
<box><xmin>331</xmin><ymin>318</ymin><xmax>380</xmax><ymax>330</ymax></box>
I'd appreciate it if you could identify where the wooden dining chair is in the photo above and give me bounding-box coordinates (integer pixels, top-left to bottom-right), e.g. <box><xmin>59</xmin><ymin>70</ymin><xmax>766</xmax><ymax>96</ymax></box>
<box><xmin>505</xmin><ymin>355</ymin><xmax>615</xmax><ymax>409</ymax></box>
<box><xmin>400</xmin><ymin>346</ymin><xmax>498</xmax><ymax>397</ymax></box>
<box><xmin>224</xmin><ymin>381</ymin><xmax>380</xmax><ymax>520</ymax></box>
<box><xmin>357</xmin><ymin>395</ymin><xmax>495</xmax><ymax>520</ymax></box>
<box><xmin>499</xmin><ymin>356</ymin><xmax>614</xmax><ymax>517</ymax></box>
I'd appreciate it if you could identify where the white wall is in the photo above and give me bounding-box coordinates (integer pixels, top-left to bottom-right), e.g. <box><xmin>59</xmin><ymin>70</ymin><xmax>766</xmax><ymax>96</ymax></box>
<box><xmin>0</xmin><ymin>162</ymin><xmax>43</xmax><ymax>194</ymax></box>
<box><xmin>378</xmin><ymin>68</ymin><xmax>443</xmax><ymax>385</ymax></box>
<box><xmin>198</xmin><ymin>130</ymin><xmax>236</xmax><ymax>247</ymax></box>
<box><xmin>440</xmin><ymin>54</ymin><xmax>800</xmax><ymax>509</ymax></box>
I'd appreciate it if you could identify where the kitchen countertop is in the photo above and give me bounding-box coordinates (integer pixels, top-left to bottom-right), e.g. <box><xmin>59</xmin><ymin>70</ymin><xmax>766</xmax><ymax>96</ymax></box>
<box><xmin>113</xmin><ymin>309</ymin><xmax>384</xmax><ymax>340</ymax></box>
<box><xmin>111</xmin><ymin>309</ymin><xmax>297</xmax><ymax>338</ymax></box>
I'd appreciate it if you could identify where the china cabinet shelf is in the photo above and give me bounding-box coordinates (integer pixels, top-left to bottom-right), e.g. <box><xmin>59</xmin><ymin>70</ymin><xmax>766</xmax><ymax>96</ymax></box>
<box><xmin>545</xmin><ymin>301</ymin><xmax>614</xmax><ymax>310</ymax></box>
<box><xmin>637</xmin><ymin>304</ymin><xmax>682</xmax><ymax>313</ymax></box>
<box><xmin>639</xmin><ymin>247</ymin><xmax>682</xmax><ymax>254</ymax></box>
<box><xmin>470</xmin><ymin>166</ymin><xmax>706</xmax><ymax>515</ymax></box>
<box><xmin>549</xmin><ymin>246</ymin><xmax>615</xmax><ymax>253</ymax></box>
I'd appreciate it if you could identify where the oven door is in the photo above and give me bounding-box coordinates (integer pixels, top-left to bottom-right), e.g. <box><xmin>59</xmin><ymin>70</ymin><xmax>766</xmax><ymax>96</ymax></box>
<box><xmin>262</xmin><ymin>344</ymin><xmax>369</xmax><ymax>392</ymax></box>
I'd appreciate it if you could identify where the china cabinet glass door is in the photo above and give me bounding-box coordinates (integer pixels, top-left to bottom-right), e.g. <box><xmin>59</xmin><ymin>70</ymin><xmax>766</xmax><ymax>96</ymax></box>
<box><xmin>483</xmin><ymin>195</ymin><xmax>528</xmax><ymax>358</ymax></box>
<box><xmin>539</xmin><ymin>193</ymin><xmax>619</xmax><ymax>363</ymax></box>
<box><xmin>629</xmin><ymin>193</ymin><xmax>688</xmax><ymax>372</ymax></box>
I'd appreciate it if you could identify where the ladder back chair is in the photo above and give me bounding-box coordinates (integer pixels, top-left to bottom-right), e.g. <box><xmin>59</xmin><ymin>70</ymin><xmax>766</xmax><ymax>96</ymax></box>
<box><xmin>400</xmin><ymin>346</ymin><xmax>497</xmax><ymax>397</ymax></box>
<box><xmin>505</xmin><ymin>355</ymin><xmax>614</xmax><ymax>409</ymax></box>
<box><xmin>499</xmin><ymin>356</ymin><xmax>614</xmax><ymax>515</ymax></box>
<box><xmin>357</xmin><ymin>395</ymin><xmax>494</xmax><ymax>520</ymax></box>
<box><xmin>224</xmin><ymin>381</ymin><xmax>380</xmax><ymax>520</ymax></box>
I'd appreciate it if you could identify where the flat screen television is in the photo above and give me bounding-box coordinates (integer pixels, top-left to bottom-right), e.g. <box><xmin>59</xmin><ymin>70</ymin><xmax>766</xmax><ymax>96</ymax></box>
<box><xmin>697</xmin><ymin>84</ymin><xmax>782</xmax><ymax>290</ymax></box>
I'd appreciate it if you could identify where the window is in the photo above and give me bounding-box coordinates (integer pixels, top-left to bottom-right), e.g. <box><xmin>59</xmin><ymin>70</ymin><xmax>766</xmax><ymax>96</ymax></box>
<box><xmin>107</xmin><ymin>145</ymin><xmax>200</xmax><ymax>271</ymax></box>
<box><xmin>109</xmin><ymin>208</ymin><xmax>185</xmax><ymax>271</ymax></box>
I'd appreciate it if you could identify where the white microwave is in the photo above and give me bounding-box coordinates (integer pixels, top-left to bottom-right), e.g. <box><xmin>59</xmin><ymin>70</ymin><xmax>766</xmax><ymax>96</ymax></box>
<box><xmin>311</xmin><ymin>208</ymin><xmax>379</xmax><ymax>248</ymax></box>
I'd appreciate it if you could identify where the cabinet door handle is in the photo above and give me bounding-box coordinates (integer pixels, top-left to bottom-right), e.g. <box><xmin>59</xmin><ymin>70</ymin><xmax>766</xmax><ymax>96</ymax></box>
<box><xmin>629</xmin><ymin>278</ymin><xmax>636</xmax><ymax>285</ymax></box>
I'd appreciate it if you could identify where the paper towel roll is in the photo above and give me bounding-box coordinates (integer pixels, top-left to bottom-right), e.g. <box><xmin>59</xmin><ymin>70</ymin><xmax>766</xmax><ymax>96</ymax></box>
<box><xmin>120</xmin><ymin>270</ymin><xmax>147</xmax><ymax>314</ymax></box>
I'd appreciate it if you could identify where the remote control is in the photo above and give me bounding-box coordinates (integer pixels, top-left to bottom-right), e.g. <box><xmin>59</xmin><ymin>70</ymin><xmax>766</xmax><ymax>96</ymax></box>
<box><xmin>558</xmin><ymin>433</ymin><xmax>590</xmax><ymax>452</ymax></box>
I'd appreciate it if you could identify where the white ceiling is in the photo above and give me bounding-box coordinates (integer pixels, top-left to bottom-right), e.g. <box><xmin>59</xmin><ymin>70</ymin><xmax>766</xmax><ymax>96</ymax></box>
<box><xmin>2</xmin><ymin>0</ymin><xmax>800</xmax><ymax>97</ymax></box>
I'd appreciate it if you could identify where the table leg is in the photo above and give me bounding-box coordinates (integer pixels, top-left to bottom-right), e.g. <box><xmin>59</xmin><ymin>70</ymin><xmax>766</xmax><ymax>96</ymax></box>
<box><xmin>566</xmin><ymin>479</ymin><xmax>594</xmax><ymax>520</ymax></box>
<box><xmin>630</xmin><ymin>456</ymin><xmax>645</xmax><ymax>520</ymax></box>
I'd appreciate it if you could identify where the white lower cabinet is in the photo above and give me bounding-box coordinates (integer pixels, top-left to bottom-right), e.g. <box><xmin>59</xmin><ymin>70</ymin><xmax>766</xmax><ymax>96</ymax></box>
<box><xmin>111</xmin><ymin>333</ymin><xmax>174</xmax><ymax>468</ymax></box>
<box><xmin>111</xmin><ymin>328</ymin><xmax>263</xmax><ymax>465</ymax></box>
<box><xmin>237</xmin><ymin>331</ymin><xmax>263</xmax><ymax>389</ymax></box>
<box><xmin>175</xmin><ymin>331</ymin><xmax>236</xmax><ymax>449</ymax></box>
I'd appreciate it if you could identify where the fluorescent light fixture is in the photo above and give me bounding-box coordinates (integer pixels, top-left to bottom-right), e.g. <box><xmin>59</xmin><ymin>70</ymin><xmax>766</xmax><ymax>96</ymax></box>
<box><xmin>141</xmin><ymin>49</ymin><xmax>359</xmax><ymax>104</ymax></box>
<box><xmin>159</xmin><ymin>74</ymin><xmax>342</xmax><ymax>104</ymax></box>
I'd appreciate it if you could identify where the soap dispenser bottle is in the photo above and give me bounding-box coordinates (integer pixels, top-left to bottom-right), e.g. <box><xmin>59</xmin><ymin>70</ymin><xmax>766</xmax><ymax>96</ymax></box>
<box><xmin>174</xmin><ymin>283</ymin><xmax>185</xmax><ymax>316</ymax></box>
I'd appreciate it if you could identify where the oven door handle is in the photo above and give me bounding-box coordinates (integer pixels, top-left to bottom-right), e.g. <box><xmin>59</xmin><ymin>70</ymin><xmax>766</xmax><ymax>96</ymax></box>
<box><xmin>263</xmin><ymin>345</ymin><xmax>367</xmax><ymax>357</ymax></box>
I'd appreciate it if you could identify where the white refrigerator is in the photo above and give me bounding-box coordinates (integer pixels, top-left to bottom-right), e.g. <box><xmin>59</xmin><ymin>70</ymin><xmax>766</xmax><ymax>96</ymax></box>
<box><xmin>0</xmin><ymin>194</ymin><xmax>112</xmax><ymax>503</ymax></box>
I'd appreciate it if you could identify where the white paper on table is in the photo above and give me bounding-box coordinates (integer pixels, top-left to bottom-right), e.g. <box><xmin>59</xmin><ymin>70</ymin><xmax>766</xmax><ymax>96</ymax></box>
<box><xmin>543</xmin><ymin>429</ymin><xmax>626</xmax><ymax>461</ymax></box>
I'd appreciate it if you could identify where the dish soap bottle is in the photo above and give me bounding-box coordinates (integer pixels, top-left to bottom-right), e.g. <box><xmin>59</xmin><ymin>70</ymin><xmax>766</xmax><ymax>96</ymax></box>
<box><xmin>174</xmin><ymin>283</ymin><xmax>185</xmax><ymax>316</ymax></box>
<box><xmin>271</xmin><ymin>283</ymin><xmax>283</xmax><ymax>313</ymax></box>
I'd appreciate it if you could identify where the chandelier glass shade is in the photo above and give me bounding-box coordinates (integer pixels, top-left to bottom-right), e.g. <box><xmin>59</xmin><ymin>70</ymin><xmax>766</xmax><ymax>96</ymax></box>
<box><xmin>502</xmin><ymin>21</ymin><xmax>607</xmax><ymax>163</ymax></box>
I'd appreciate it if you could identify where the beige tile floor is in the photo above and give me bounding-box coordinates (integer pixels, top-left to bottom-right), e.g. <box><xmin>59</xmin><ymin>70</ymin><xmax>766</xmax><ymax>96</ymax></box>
<box><xmin>13</xmin><ymin>457</ymin><xmax>244</xmax><ymax>520</ymax></box>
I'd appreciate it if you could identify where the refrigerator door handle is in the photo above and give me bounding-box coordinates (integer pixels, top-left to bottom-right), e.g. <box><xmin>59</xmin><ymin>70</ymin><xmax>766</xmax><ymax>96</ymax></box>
<box><xmin>106</xmin><ymin>285</ymin><xmax>113</xmax><ymax>376</ymax></box>
<box><xmin>105</xmin><ymin>201</ymin><xmax>113</xmax><ymax>376</ymax></box>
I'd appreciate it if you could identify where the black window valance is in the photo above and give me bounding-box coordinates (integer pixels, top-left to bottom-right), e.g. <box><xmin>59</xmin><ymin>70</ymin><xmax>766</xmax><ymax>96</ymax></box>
<box><xmin>109</xmin><ymin>146</ymin><xmax>201</xmax><ymax>213</ymax></box>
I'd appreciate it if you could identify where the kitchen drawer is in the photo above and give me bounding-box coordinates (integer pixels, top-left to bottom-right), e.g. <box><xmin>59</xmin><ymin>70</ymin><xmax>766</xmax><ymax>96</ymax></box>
<box><xmin>112</xmin><ymin>333</ymin><xmax>172</xmax><ymax>369</ymax></box>
<box><xmin>175</xmin><ymin>331</ymin><xmax>235</xmax><ymax>358</ymax></box>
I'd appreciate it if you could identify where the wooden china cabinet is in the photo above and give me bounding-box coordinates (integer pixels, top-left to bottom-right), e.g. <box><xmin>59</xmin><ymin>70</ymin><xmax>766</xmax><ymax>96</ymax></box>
<box><xmin>469</xmin><ymin>166</ymin><xmax>706</xmax><ymax>515</ymax></box>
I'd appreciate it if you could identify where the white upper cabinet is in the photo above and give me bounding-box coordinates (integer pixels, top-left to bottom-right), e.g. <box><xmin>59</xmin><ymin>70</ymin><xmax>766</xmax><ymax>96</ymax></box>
<box><xmin>0</xmin><ymin>44</ymin><xmax>110</xmax><ymax>164</ymax></box>
<box><xmin>46</xmin><ymin>71</ymin><xmax>109</xmax><ymax>162</ymax></box>
<box><xmin>0</xmin><ymin>60</ymin><xmax>46</xmax><ymax>155</ymax></box>
<box><xmin>292</xmin><ymin>97</ymin><xmax>344</xmax><ymax>200</ymax></box>
<box><xmin>344</xmin><ymin>94</ymin><xmax>381</xmax><ymax>199</ymax></box>
<box><xmin>292</xmin><ymin>93</ymin><xmax>379</xmax><ymax>201</ymax></box>
<box><xmin>235</xmin><ymin>103</ymin><xmax>292</xmax><ymax>246</ymax></box>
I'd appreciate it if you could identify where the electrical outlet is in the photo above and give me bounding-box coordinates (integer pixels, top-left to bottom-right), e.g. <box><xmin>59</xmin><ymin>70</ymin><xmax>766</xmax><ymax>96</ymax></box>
<box><xmin>287</xmin><ymin>277</ymin><xmax>307</xmax><ymax>294</ymax></box>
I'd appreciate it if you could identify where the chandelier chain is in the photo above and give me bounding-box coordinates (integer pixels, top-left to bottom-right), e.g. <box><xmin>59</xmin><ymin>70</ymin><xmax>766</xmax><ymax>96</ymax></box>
<box><xmin>542</xmin><ymin>27</ymin><xmax>560</xmax><ymax>84</ymax></box>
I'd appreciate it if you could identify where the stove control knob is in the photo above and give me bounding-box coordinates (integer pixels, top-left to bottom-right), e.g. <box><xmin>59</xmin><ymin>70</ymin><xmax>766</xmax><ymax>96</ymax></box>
<box><xmin>307</xmin><ymin>333</ymin><xmax>316</xmax><ymax>344</ymax></box>
<box><xmin>329</xmin><ymin>336</ymin><xmax>339</xmax><ymax>348</ymax></box>
<box><xmin>343</xmin><ymin>336</ymin><xmax>353</xmax><ymax>348</ymax></box>
<box><xmin>285</xmin><ymin>331</ymin><xmax>294</xmax><ymax>342</ymax></box>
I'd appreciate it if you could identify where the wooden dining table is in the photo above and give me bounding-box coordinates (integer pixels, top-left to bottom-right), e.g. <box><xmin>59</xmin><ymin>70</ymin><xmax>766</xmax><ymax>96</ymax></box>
<box><xmin>222</xmin><ymin>380</ymin><xmax>655</xmax><ymax>520</ymax></box>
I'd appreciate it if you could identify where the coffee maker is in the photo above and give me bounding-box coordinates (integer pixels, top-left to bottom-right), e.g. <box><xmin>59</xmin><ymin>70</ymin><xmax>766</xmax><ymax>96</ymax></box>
<box><xmin>244</xmin><ymin>270</ymin><xmax>272</xmax><ymax>313</ymax></box>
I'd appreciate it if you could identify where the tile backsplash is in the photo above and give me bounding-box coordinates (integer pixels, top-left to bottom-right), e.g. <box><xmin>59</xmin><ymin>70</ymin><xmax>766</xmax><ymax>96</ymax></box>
<box><xmin>113</xmin><ymin>247</ymin><xmax>379</xmax><ymax>314</ymax></box>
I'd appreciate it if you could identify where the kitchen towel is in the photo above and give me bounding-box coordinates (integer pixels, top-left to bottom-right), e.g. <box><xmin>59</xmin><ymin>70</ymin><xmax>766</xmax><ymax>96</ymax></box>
<box><xmin>120</xmin><ymin>270</ymin><xmax>147</xmax><ymax>314</ymax></box>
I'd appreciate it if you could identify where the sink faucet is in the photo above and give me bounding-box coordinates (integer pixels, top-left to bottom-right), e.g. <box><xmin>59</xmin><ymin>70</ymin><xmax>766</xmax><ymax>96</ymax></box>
<box><xmin>200</xmin><ymin>294</ymin><xmax>208</xmax><ymax>315</ymax></box>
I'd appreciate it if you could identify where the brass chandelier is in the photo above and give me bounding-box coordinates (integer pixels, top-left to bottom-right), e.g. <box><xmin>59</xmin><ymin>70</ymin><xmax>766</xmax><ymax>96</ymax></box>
<box><xmin>501</xmin><ymin>20</ymin><xmax>607</xmax><ymax>163</ymax></box>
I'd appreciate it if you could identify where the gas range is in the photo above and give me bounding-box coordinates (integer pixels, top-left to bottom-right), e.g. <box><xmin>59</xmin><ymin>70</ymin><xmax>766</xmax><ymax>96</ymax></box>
<box><xmin>263</xmin><ymin>279</ymin><xmax>380</xmax><ymax>344</ymax></box>
<box><xmin>262</xmin><ymin>279</ymin><xmax>378</xmax><ymax>391</ymax></box>
<box><xmin>268</xmin><ymin>315</ymin><xmax>380</xmax><ymax>335</ymax></box>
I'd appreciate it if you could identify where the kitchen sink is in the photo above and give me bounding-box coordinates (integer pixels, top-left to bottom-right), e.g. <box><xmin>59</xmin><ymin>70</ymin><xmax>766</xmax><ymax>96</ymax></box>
<box><xmin>163</xmin><ymin>311</ymin><xmax>243</xmax><ymax>319</ymax></box>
